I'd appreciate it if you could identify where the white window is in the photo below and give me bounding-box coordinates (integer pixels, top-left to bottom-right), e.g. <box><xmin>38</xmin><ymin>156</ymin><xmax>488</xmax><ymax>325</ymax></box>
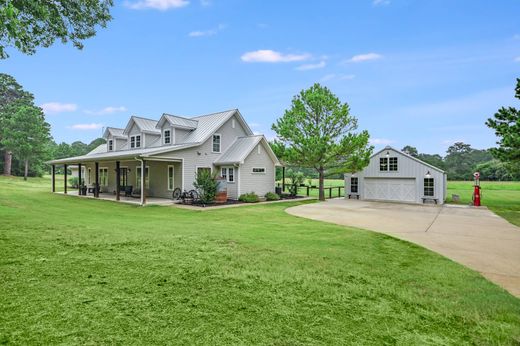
<box><xmin>136</xmin><ymin>166</ymin><xmax>149</xmax><ymax>188</ymax></box>
<box><xmin>108</xmin><ymin>139</ymin><xmax>113</xmax><ymax>151</ymax></box>
<box><xmin>221</xmin><ymin>167</ymin><xmax>234</xmax><ymax>182</ymax></box>
<box><xmin>99</xmin><ymin>167</ymin><xmax>108</xmax><ymax>186</ymax></box>
<box><xmin>212</xmin><ymin>134</ymin><xmax>221</xmax><ymax>153</ymax></box>
<box><xmin>167</xmin><ymin>165</ymin><xmax>174</xmax><ymax>190</ymax></box>
<box><xmin>135</xmin><ymin>135</ymin><xmax>141</xmax><ymax>148</ymax></box>
<box><xmin>164</xmin><ymin>129</ymin><xmax>171</xmax><ymax>145</ymax></box>
<box><xmin>130</xmin><ymin>136</ymin><xmax>135</xmax><ymax>148</ymax></box>
<box><xmin>351</xmin><ymin>177</ymin><xmax>358</xmax><ymax>193</ymax></box>
<box><xmin>228</xmin><ymin>167</ymin><xmax>234</xmax><ymax>182</ymax></box>
<box><xmin>252</xmin><ymin>167</ymin><xmax>265</xmax><ymax>174</ymax></box>
<box><xmin>379</xmin><ymin>157</ymin><xmax>388</xmax><ymax>171</ymax></box>
<box><xmin>389</xmin><ymin>157</ymin><xmax>398</xmax><ymax>171</ymax></box>
<box><xmin>424</xmin><ymin>178</ymin><xmax>434</xmax><ymax>197</ymax></box>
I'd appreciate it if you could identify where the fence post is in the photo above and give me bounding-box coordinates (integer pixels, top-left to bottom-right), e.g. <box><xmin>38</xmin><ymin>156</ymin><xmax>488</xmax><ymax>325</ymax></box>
<box><xmin>307</xmin><ymin>186</ymin><xmax>310</xmax><ymax>196</ymax></box>
<box><xmin>329</xmin><ymin>187</ymin><xmax>332</xmax><ymax>199</ymax></box>
<box><xmin>338</xmin><ymin>186</ymin><xmax>341</xmax><ymax>197</ymax></box>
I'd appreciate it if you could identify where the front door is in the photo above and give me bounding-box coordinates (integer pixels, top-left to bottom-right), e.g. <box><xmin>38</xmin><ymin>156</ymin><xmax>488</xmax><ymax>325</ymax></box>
<box><xmin>119</xmin><ymin>168</ymin><xmax>128</xmax><ymax>187</ymax></box>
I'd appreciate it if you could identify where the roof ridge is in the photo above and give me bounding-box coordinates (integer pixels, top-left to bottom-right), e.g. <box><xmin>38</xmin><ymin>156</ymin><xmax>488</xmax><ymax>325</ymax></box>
<box><xmin>132</xmin><ymin>115</ymin><xmax>158</xmax><ymax>122</ymax></box>
<box><xmin>163</xmin><ymin>113</ymin><xmax>199</xmax><ymax>122</ymax></box>
<box><xmin>190</xmin><ymin>108</ymin><xmax>237</xmax><ymax>119</ymax></box>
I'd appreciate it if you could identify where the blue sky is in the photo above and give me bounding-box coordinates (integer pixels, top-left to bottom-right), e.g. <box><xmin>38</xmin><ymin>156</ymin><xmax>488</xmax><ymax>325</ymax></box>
<box><xmin>2</xmin><ymin>0</ymin><xmax>520</xmax><ymax>155</ymax></box>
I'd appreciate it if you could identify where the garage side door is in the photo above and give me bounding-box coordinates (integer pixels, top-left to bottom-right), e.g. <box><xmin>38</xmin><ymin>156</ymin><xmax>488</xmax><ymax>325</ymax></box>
<box><xmin>364</xmin><ymin>178</ymin><xmax>416</xmax><ymax>202</ymax></box>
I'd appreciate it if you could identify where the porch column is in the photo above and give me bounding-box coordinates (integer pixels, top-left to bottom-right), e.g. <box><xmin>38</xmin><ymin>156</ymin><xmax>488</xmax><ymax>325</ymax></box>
<box><xmin>64</xmin><ymin>164</ymin><xmax>68</xmax><ymax>194</ymax></box>
<box><xmin>94</xmin><ymin>162</ymin><xmax>99</xmax><ymax>198</ymax></box>
<box><xmin>51</xmin><ymin>164</ymin><xmax>56</xmax><ymax>192</ymax></box>
<box><xmin>78</xmin><ymin>163</ymin><xmax>82</xmax><ymax>195</ymax></box>
<box><xmin>116</xmin><ymin>161</ymin><xmax>120</xmax><ymax>201</ymax></box>
<box><xmin>282</xmin><ymin>166</ymin><xmax>286</xmax><ymax>192</ymax></box>
<box><xmin>140</xmin><ymin>159</ymin><xmax>146</xmax><ymax>206</ymax></box>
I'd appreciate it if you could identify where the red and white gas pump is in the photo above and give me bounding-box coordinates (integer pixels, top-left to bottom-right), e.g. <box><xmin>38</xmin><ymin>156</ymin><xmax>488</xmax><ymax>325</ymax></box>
<box><xmin>472</xmin><ymin>172</ymin><xmax>481</xmax><ymax>206</ymax></box>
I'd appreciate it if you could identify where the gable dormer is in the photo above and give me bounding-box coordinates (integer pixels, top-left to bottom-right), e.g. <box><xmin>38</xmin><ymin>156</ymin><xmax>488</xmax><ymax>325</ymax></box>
<box><xmin>156</xmin><ymin>114</ymin><xmax>198</xmax><ymax>145</ymax></box>
<box><xmin>102</xmin><ymin>127</ymin><xmax>126</xmax><ymax>151</ymax></box>
<box><xmin>123</xmin><ymin>116</ymin><xmax>160</xmax><ymax>149</ymax></box>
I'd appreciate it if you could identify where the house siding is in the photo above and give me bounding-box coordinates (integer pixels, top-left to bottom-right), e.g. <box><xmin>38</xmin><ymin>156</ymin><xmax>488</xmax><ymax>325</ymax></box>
<box><xmin>344</xmin><ymin>148</ymin><xmax>446</xmax><ymax>204</ymax></box>
<box><xmin>239</xmin><ymin>142</ymin><xmax>275</xmax><ymax>198</ymax></box>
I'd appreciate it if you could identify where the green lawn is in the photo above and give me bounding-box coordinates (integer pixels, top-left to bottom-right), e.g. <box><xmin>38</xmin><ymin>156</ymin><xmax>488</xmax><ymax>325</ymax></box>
<box><xmin>1</xmin><ymin>176</ymin><xmax>520</xmax><ymax>344</ymax></box>
<box><xmin>447</xmin><ymin>181</ymin><xmax>520</xmax><ymax>226</ymax></box>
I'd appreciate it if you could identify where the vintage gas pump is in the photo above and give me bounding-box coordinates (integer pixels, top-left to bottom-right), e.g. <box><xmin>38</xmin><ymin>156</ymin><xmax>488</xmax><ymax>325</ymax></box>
<box><xmin>472</xmin><ymin>172</ymin><xmax>481</xmax><ymax>206</ymax></box>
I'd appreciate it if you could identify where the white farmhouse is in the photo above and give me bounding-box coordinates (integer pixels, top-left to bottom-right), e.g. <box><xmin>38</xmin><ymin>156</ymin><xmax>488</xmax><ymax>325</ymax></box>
<box><xmin>344</xmin><ymin>146</ymin><xmax>447</xmax><ymax>204</ymax></box>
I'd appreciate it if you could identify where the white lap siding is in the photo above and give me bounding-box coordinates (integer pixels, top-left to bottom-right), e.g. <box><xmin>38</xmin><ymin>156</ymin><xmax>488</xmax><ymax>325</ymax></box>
<box><xmin>239</xmin><ymin>142</ymin><xmax>275</xmax><ymax>198</ymax></box>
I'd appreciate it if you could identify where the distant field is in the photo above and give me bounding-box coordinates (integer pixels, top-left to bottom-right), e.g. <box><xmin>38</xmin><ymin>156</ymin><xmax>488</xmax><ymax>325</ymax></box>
<box><xmin>278</xmin><ymin>178</ymin><xmax>345</xmax><ymax>198</ymax></box>
<box><xmin>447</xmin><ymin>181</ymin><xmax>520</xmax><ymax>226</ymax></box>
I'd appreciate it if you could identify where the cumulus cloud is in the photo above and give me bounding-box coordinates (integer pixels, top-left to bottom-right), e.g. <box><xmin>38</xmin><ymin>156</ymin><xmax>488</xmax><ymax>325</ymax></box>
<box><xmin>40</xmin><ymin>102</ymin><xmax>77</xmax><ymax>114</ymax></box>
<box><xmin>84</xmin><ymin>106</ymin><xmax>127</xmax><ymax>115</ymax></box>
<box><xmin>126</xmin><ymin>0</ymin><xmax>189</xmax><ymax>10</ymax></box>
<box><xmin>69</xmin><ymin>123</ymin><xmax>104</xmax><ymax>130</ymax></box>
<box><xmin>188</xmin><ymin>24</ymin><xmax>226</xmax><ymax>37</ymax></box>
<box><xmin>370</xmin><ymin>138</ymin><xmax>395</xmax><ymax>145</ymax></box>
<box><xmin>241</xmin><ymin>50</ymin><xmax>310</xmax><ymax>63</ymax></box>
<box><xmin>346</xmin><ymin>52</ymin><xmax>383</xmax><ymax>63</ymax></box>
<box><xmin>295</xmin><ymin>61</ymin><xmax>326</xmax><ymax>71</ymax></box>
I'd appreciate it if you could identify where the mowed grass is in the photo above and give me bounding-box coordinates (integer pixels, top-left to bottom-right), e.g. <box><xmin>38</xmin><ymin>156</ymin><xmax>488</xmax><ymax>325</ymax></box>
<box><xmin>1</xmin><ymin>176</ymin><xmax>520</xmax><ymax>344</ymax></box>
<box><xmin>447</xmin><ymin>181</ymin><xmax>520</xmax><ymax>226</ymax></box>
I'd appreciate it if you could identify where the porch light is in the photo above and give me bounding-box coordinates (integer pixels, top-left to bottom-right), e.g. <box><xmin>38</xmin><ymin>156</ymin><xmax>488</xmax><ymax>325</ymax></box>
<box><xmin>425</xmin><ymin>171</ymin><xmax>431</xmax><ymax>178</ymax></box>
<box><xmin>385</xmin><ymin>151</ymin><xmax>390</xmax><ymax>158</ymax></box>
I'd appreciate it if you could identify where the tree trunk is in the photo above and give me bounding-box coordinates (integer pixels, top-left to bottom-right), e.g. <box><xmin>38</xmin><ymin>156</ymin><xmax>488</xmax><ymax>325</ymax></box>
<box><xmin>318</xmin><ymin>167</ymin><xmax>325</xmax><ymax>201</ymax></box>
<box><xmin>24</xmin><ymin>158</ymin><xmax>29</xmax><ymax>181</ymax></box>
<box><xmin>3</xmin><ymin>151</ymin><xmax>12</xmax><ymax>176</ymax></box>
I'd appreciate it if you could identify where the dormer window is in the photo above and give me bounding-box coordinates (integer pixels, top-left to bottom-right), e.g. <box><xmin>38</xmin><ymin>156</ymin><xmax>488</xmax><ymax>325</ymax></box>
<box><xmin>130</xmin><ymin>135</ymin><xmax>141</xmax><ymax>149</ymax></box>
<box><xmin>108</xmin><ymin>139</ymin><xmax>113</xmax><ymax>151</ymax></box>
<box><xmin>164</xmin><ymin>129</ymin><xmax>171</xmax><ymax>144</ymax></box>
<box><xmin>212</xmin><ymin>134</ymin><xmax>221</xmax><ymax>153</ymax></box>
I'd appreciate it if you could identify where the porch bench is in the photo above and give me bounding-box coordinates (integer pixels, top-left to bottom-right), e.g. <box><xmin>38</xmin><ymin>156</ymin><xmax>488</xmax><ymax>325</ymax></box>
<box><xmin>348</xmin><ymin>193</ymin><xmax>359</xmax><ymax>199</ymax></box>
<box><xmin>422</xmin><ymin>197</ymin><xmax>438</xmax><ymax>204</ymax></box>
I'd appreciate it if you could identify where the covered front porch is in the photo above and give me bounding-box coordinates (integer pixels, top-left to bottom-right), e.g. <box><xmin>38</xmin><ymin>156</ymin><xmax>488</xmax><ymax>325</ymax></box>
<box><xmin>50</xmin><ymin>156</ymin><xmax>183</xmax><ymax>206</ymax></box>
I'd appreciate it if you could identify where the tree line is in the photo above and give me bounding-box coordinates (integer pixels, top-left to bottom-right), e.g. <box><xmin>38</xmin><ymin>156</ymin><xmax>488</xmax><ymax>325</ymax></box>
<box><xmin>0</xmin><ymin>74</ymin><xmax>105</xmax><ymax>178</ymax></box>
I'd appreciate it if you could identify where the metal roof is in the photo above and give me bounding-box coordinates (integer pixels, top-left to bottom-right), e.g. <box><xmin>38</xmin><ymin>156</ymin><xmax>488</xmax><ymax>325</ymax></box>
<box><xmin>157</xmin><ymin>114</ymin><xmax>198</xmax><ymax>130</ymax></box>
<box><xmin>214</xmin><ymin>135</ymin><xmax>281</xmax><ymax>166</ymax></box>
<box><xmin>123</xmin><ymin>116</ymin><xmax>160</xmax><ymax>135</ymax></box>
<box><xmin>103</xmin><ymin>127</ymin><xmax>126</xmax><ymax>139</ymax></box>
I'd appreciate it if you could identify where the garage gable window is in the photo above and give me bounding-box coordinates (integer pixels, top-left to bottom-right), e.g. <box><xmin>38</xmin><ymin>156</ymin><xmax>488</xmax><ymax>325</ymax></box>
<box><xmin>424</xmin><ymin>178</ymin><xmax>434</xmax><ymax>196</ymax></box>
<box><xmin>379</xmin><ymin>157</ymin><xmax>388</xmax><ymax>171</ymax></box>
<box><xmin>351</xmin><ymin>177</ymin><xmax>358</xmax><ymax>193</ymax></box>
<box><xmin>389</xmin><ymin>157</ymin><xmax>398</xmax><ymax>171</ymax></box>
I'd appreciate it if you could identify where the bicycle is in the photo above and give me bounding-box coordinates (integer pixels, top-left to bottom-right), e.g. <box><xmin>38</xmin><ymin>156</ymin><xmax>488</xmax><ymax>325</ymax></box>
<box><xmin>172</xmin><ymin>188</ymin><xmax>199</xmax><ymax>204</ymax></box>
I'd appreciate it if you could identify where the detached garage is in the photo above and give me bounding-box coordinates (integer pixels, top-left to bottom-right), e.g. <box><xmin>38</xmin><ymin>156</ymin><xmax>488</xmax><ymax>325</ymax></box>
<box><xmin>344</xmin><ymin>146</ymin><xmax>447</xmax><ymax>205</ymax></box>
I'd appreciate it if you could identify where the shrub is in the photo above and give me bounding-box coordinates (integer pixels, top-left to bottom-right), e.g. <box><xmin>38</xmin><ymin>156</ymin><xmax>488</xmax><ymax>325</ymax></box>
<box><xmin>286</xmin><ymin>169</ymin><xmax>305</xmax><ymax>196</ymax></box>
<box><xmin>68</xmin><ymin>177</ymin><xmax>79</xmax><ymax>188</ymax></box>
<box><xmin>193</xmin><ymin>169</ymin><xmax>219</xmax><ymax>204</ymax></box>
<box><xmin>239</xmin><ymin>192</ymin><xmax>259</xmax><ymax>203</ymax></box>
<box><xmin>265</xmin><ymin>192</ymin><xmax>280</xmax><ymax>201</ymax></box>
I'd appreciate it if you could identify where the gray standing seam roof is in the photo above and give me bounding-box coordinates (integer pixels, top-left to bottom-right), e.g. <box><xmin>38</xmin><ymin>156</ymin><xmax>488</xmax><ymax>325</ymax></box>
<box><xmin>162</xmin><ymin>114</ymin><xmax>198</xmax><ymax>129</ymax></box>
<box><xmin>214</xmin><ymin>136</ymin><xmax>263</xmax><ymax>164</ymax></box>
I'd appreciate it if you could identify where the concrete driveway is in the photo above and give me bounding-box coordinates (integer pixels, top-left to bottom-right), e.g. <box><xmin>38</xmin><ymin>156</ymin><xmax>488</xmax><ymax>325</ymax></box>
<box><xmin>286</xmin><ymin>199</ymin><xmax>520</xmax><ymax>297</ymax></box>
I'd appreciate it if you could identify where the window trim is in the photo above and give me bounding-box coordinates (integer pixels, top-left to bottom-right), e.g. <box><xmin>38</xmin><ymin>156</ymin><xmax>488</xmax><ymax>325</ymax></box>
<box><xmin>424</xmin><ymin>178</ymin><xmax>435</xmax><ymax>197</ymax></box>
<box><xmin>136</xmin><ymin>165</ymin><xmax>150</xmax><ymax>189</ymax></box>
<box><xmin>221</xmin><ymin>166</ymin><xmax>234</xmax><ymax>183</ymax></box>
<box><xmin>130</xmin><ymin>136</ymin><xmax>135</xmax><ymax>149</ymax></box>
<box><xmin>350</xmin><ymin>177</ymin><xmax>358</xmax><ymax>193</ymax></box>
<box><xmin>163</xmin><ymin>129</ymin><xmax>171</xmax><ymax>145</ymax></box>
<box><xmin>108</xmin><ymin>139</ymin><xmax>113</xmax><ymax>151</ymax></box>
<box><xmin>389</xmin><ymin>157</ymin><xmax>398</xmax><ymax>172</ymax></box>
<box><xmin>379</xmin><ymin>157</ymin><xmax>388</xmax><ymax>171</ymax></box>
<box><xmin>135</xmin><ymin>135</ymin><xmax>141</xmax><ymax>148</ymax></box>
<box><xmin>252</xmin><ymin>167</ymin><xmax>266</xmax><ymax>174</ymax></box>
<box><xmin>99</xmin><ymin>167</ymin><xmax>109</xmax><ymax>187</ymax></box>
<box><xmin>221</xmin><ymin>167</ymin><xmax>227</xmax><ymax>180</ymax></box>
<box><xmin>212</xmin><ymin>133</ymin><xmax>221</xmax><ymax>153</ymax></box>
<box><xmin>167</xmin><ymin>165</ymin><xmax>174</xmax><ymax>191</ymax></box>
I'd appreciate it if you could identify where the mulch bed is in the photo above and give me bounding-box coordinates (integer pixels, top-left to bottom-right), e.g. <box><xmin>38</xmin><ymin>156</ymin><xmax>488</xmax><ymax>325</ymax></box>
<box><xmin>183</xmin><ymin>195</ymin><xmax>305</xmax><ymax>208</ymax></box>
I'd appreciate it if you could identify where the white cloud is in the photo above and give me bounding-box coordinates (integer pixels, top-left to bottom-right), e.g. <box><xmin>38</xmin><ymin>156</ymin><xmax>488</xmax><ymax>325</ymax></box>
<box><xmin>84</xmin><ymin>106</ymin><xmax>127</xmax><ymax>115</ymax></box>
<box><xmin>295</xmin><ymin>61</ymin><xmax>326</xmax><ymax>71</ymax></box>
<box><xmin>241</xmin><ymin>50</ymin><xmax>310</xmax><ymax>63</ymax></box>
<box><xmin>40</xmin><ymin>102</ymin><xmax>77</xmax><ymax>114</ymax></box>
<box><xmin>370</xmin><ymin>138</ymin><xmax>395</xmax><ymax>145</ymax></box>
<box><xmin>126</xmin><ymin>0</ymin><xmax>189</xmax><ymax>10</ymax></box>
<box><xmin>514</xmin><ymin>56</ymin><xmax>520</xmax><ymax>62</ymax></box>
<box><xmin>249</xmin><ymin>122</ymin><xmax>261</xmax><ymax>128</ymax></box>
<box><xmin>373</xmin><ymin>0</ymin><xmax>390</xmax><ymax>6</ymax></box>
<box><xmin>69</xmin><ymin>123</ymin><xmax>104</xmax><ymax>130</ymax></box>
<box><xmin>200</xmin><ymin>0</ymin><xmax>211</xmax><ymax>5</ymax></box>
<box><xmin>346</xmin><ymin>52</ymin><xmax>383</xmax><ymax>63</ymax></box>
<box><xmin>320</xmin><ymin>73</ymin><xmax>355</xmax><ymax>82</ymax></box>
<box><xmin>188</xmin><ymin>24</ymin><xmax>225</xmax><ymax>37</ymax></box>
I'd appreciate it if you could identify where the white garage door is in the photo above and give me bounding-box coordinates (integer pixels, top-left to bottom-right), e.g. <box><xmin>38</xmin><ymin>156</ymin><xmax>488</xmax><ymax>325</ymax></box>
<box><xmin>364</xmin><ymin>178</ymin><xmax>416</xmax><ymax>203</ymax></box>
